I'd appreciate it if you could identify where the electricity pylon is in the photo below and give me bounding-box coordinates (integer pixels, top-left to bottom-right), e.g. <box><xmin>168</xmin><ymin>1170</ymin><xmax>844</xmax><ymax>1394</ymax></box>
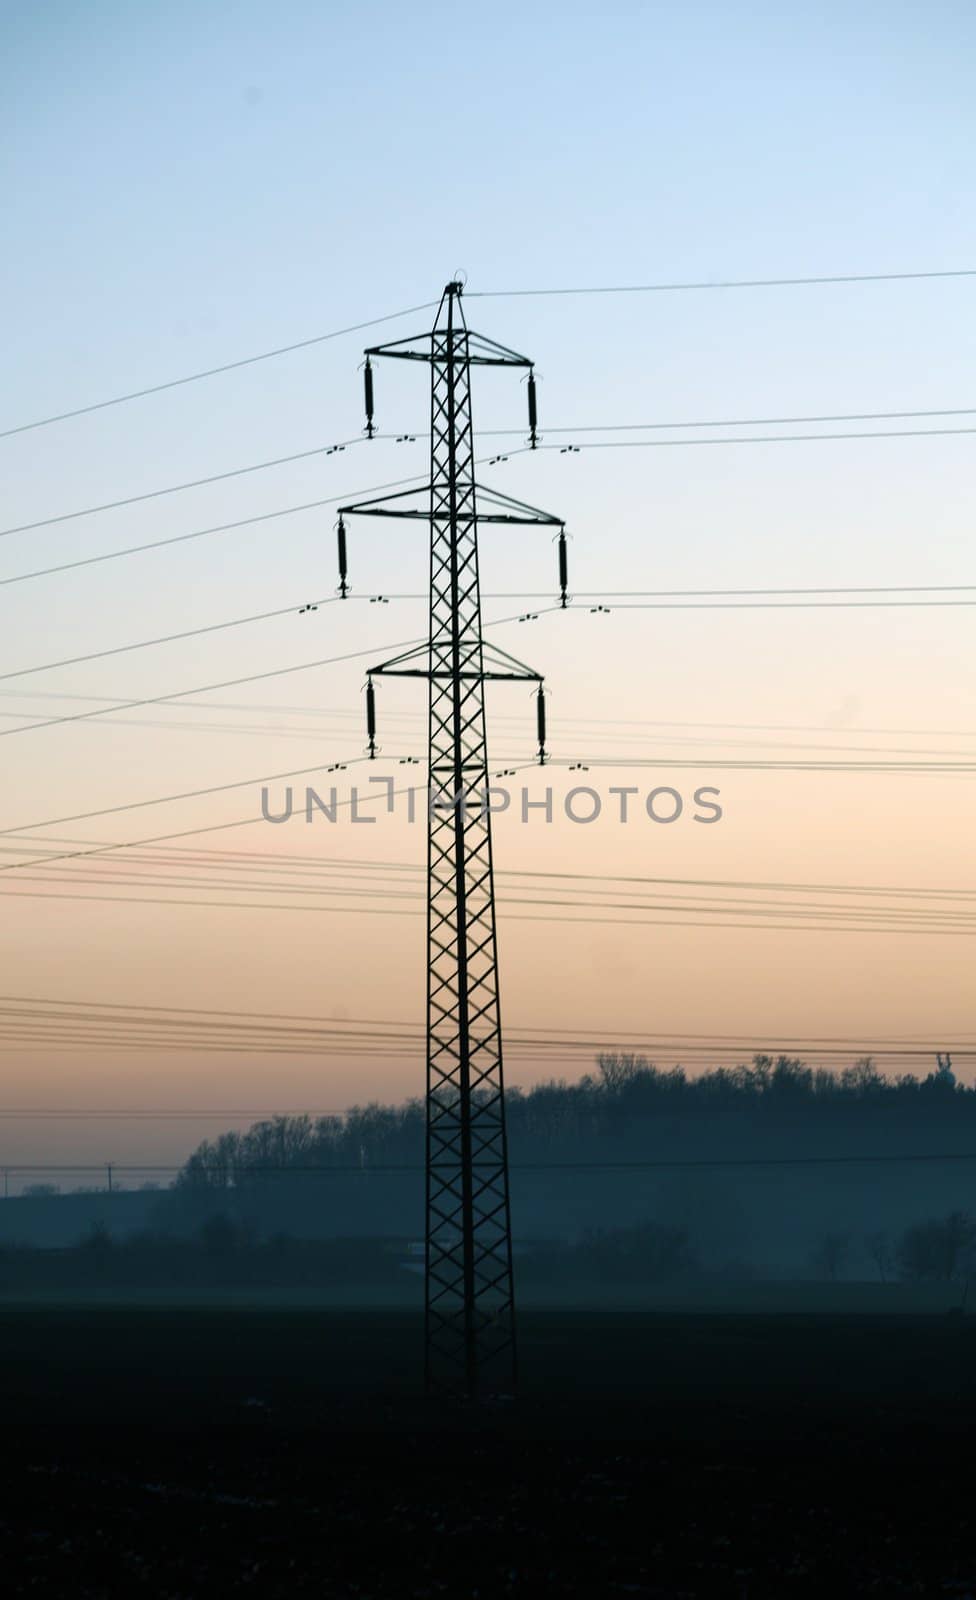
<box><xmin>339</xmin><ymin>282</ymin><xmax>564</xmax><ymax>1396</ymax></box>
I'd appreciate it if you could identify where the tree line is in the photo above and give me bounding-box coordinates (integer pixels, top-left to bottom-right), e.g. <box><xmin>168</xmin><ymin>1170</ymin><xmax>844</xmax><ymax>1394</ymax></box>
<box><xmin>176</xmin><ymin>1052</ymin><xmax>966</xmax><ymax>1189</ymax></box>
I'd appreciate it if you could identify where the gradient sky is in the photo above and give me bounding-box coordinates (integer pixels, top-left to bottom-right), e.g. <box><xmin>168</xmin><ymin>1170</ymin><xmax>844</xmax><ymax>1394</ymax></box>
<box><xmin>2</xmin><ymin>1</ymin><xmax>975</xmax><ymax>1180</ymax></box>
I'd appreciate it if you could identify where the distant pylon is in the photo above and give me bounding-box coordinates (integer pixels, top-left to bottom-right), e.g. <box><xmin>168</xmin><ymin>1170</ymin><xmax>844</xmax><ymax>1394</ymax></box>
<box><xmin>339</xmin><ymin>282</ymin><xmax>565</xmax><ymax>1395</ymax></box>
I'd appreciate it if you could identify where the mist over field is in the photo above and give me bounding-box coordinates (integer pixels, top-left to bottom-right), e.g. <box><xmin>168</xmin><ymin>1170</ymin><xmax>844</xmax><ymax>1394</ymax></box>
<box><xmin>5</xmin><ymin>1054</ymin><xmax>975</xmax><ymax>1312</ymax></box>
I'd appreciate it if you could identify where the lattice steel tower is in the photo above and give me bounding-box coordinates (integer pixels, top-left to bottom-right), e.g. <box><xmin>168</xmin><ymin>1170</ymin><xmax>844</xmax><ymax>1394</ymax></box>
<box><xmin>338</xmin><ymin>283</ymin><xmax>565</xmax><ymax>1395</ymax></box>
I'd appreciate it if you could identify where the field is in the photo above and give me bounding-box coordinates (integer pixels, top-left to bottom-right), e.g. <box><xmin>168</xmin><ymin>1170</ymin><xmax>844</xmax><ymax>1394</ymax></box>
<box><xmin>2</xmin><ymin>1305</ymin><xmax>976</xmax><ymax>1595</ymax></box>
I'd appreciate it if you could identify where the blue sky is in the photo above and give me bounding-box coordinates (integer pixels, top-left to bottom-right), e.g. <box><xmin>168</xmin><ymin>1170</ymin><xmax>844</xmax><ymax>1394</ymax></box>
<box><xmin>2</xmin><ymin>2</ymin><xmax>975</xmax><ymax>1165</ymax></box>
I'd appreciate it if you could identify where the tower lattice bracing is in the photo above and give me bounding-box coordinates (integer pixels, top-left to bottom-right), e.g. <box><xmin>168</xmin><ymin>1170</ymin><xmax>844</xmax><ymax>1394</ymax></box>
<box><xmin>424</xmin><ymin>291</ymin><xmax>522</xmax><ymax>1395</ymax></box>
<box><xmin>340</xmin><ymin>283</ymin><xmax>563</xmax><ymax>1395</ymax></box>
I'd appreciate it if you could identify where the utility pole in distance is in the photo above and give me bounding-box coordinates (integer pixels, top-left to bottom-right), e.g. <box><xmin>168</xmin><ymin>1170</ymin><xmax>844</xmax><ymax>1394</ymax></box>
<box><xmin>339</xmin><ymin>282</ymin><xmax>566</xmax><ymax>1396</ymax></box>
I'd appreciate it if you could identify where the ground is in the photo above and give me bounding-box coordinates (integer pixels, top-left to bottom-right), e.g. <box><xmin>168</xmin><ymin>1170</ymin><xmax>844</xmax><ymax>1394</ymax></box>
<box><xmin>1</xmin><ymin>1307</ymin><xmax>974</xmax><ymax>1595</ymax></box>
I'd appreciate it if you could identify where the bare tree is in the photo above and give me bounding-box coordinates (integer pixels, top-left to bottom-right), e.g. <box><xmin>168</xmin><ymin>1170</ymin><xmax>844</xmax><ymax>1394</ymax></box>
<box><xmin>897</xmin><ymin>1212</ymin><xmax>976</xmax><ymax>1282</ymax></box>
<box><xmin>596</xmin><ymin>1053</ymin><xmax>648</xmax><ymax>1092</ymax></box>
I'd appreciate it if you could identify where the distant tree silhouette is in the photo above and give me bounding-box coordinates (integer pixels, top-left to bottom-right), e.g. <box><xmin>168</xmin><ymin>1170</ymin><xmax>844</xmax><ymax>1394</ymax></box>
<box><xmin>897</xmin><ymin>1212</ymin><xmax>976</xmax><ymax>1282</ymax></box>
<box><xmin>176</xmin><ymin>1053</ymin><xmax>976</xmax><ymax>1191</ymax></box>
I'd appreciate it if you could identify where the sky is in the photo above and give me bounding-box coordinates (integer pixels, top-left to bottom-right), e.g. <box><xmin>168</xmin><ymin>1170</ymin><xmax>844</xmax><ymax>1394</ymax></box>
<box><xmin>1</xmin><ymin>1</ymin><xmax>975</xmax><ymax>1183</ymax></box>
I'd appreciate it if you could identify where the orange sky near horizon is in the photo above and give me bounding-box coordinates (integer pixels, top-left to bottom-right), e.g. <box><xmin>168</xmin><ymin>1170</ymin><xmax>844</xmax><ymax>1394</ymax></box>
<box><xmin>3</xmin><ymin>3</ymin><xmax>975</xmax><ymax>1177</ymax></box>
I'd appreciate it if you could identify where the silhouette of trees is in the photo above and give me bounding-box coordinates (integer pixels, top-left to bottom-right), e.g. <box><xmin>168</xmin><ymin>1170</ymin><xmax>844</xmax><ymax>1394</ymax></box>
<box><xmin>896</xmin><ymin>1212</ymin><xmax>976</xmax><ymax>1282</ymax></box>
<box><xmin>595</xmin><ymin>1053</ymin><xmax>647</xmax><ymax>1093</ymax></box>
<box><xmin>175</xmin><ymin>1054</ymin><xmax>976</xmax><ymax>1210</ymax></box>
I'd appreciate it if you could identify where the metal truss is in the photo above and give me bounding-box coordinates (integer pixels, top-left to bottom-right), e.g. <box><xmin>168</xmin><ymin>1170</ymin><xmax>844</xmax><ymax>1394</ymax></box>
<box><xmin>341</xmin><ymin>284</ymin><xmax>561</xmax><ymax>1396</ymax></box>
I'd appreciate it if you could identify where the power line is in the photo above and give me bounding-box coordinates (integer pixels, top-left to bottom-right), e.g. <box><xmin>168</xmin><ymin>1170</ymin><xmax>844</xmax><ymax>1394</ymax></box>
<box><xmin>0</xmin><ymin>455</ymin><xmax>484</xmax><ymax>583</ymax></box>
<box><xmin>482</xmin><ymin>406</ymin><xmax>976</xmax><ymax>434</ymax></box>
<box><xmin>2</xmin><ymin>990</ymin><xmax>965</xmax><ymax>1039</ymax></box>
<box><xmin>5</xmin><ymin>272</ymin><xmax>969</xmax><ymax>444</ymax></box>
<box><xmin>2</xmin><ymin>587</ymin><xmax>974</xmax><ymax>704</ymax></box>
<box><xmin>499</xmin><ymin>865</ymin><xmax>976</xmax><ymax>902</ymax></box>
<box><xmin>0</xmin><ymin>636</ymin><xmax>426</xmax><ymax>741</ymax></box>
<box><xmin>0</xmin><ymin>993</ymin><xmax>425</xmax><ymax>1029</ymax></box>
<box><xmin>444</xmin><ymin>587</ymin><xmax>976</xmax><ymax>600</ymax></box>
<box><xmin>0</xmin><ymin>995</ymin><xmax>967</xmax><ymax>1061</ymax></box>
<box><xmin>2</xmin><ymin>1030</ymin><xmax>946</xmax><ymax>1061</ymax></box>
<box><xmin>0</xmin><ymin>1009</ymin><xmax>420</xmax><ymax>1038</ymax></box>
<box><xmin>0</xmin><ymin>1044</ymin><xmax>962</xmax><ymax>1063</ymax></box>
<box><xmin>0</xmin><ymin>774</ymin><xmax>503</xmax><ymax>875</ymax></box>
<box><xmin>3</xmin><ymin>771</ymin><xmax>966</xmax><ymax>928</ymax></box>
<box><xmin>540</xmin><ymin>756</ymin><xmax>976</xmax><ymax>771</ymax></box>
<box><xmin>468</xmin><ymin>269</ymin><xmax>976</xmax><ymax>298</ymax></box>
<box><xmin>0</xmin><ymin>743</ymin><xmax>972</xmax><ymax>852</ymax></box>
<box><xmin>30</xmin><ymin>887</ymin><xmax>976</xmax><ymax>927</ymax></box>
<box><xmin>3</xmin><ymin>895</ymin><xmax>973</xmax><ymax>941</ymax></box>
<box><xmin>0</xmin><ymin>811</ymin><xmax>317</xmax><ymax>872</ymax></box>
<box><xmin>2</xmin><ymin>883</ymin><xmax>974</xmax><ymax>937</ymax></box>
<box><xmin>0</xmin><ymin>813</ymin><xmax>295</xmax><ymax>869</ymax></box>
<box><xmin>0</xmin><ymin>301</ymin><xmax>439</xmax><ymax>441</ymax></box>
<box><xmin>11</xmin><ymin>863</ymin><xmax>976</xmax><ymax>929</ymax></box>
<box><xmin>0</xmin><ymin>1109</ymin><xmax>352</xmax><ymax>1119</ymax></box>
<box><xmin>0</xmin><ymin>756</ymin><xmax>371</xmax><ymax>838</ymax></box>
<box><xmin>543</xmin><ymin>713</ymin><xmax>976</xmax><ymax>739</ymax></box>
<box><xmin>2</xmin><ymin>693</ymin><xmax>972</xmax><ymax>751</ymax></box>
<box><xmin>572</xmin><ymin>598</ymin><xmax>976</xmax><ymax>609</ymax></box>
<box><xmin>0</xmin><ymin>436</ymin><xmax>396</xmax><ymax>540</ymax></box>
<box><xmin>0</xmin><ymin>486</ymin><xmax>970</xmax><ymax>602</ymax></box>
<box><xmin>9</xmin><ymin>851</ymin><xmax>972</xmax><ymax>915</ymax></box>
<box><xmin>559</xmin><ymin>585</ymin><xmax>976</xmax><ymax>597</ymax></box>
<box><xmin>0</xmin><ymin>609</ymin><xmax>558</xmax><ymax>741</ymax></box>
<box><xmin>0</xmin><ymin>596</ymin><xmax>344</xmax><ymax>684</ymax></box>
<box><xmin>9</xmin><ymin>411</ymin><xmax>976</xmax><ymax>550</ymax></box>
<box><xmin>536</xmin><ymin>427</ymin><xmax>976</xmax><ymax>450</ymax></box>
<box><xmin>11</xmin><ymin>700</ymin><xmax>929</xmax><ymax>754</ymax></box>
<box><xmin>8</xmin><ymin>846</ymin><xmax>976</xmax><ymax>913</ymax></box>
<box><xmin>0</xmin><ymin>490</ymin><xmax>388</xmax><ymax>590</ymax></box>
<box><xmin>0</xmin><ymin>1040</ymin><xmax>966</xmax><ymax>1068</ymax></box>
<box><xmin>0</xmin><ymin>706</ymin><xmax>346</xmax><ymax>743</ymax></box>
<box><xmin>66</xmin><ymin>849</ymin><xmax>976</xmax><ymax>904</ymax></box>
<box><xmin>541</xmin><ymin>732</ymin><xmax>976</xmax><ymax>761</ymax></box>
<box><xmin>1</xmin><ymin>742</ymin><xmax>973</xmax><ymax>882</ymax></box>
<box><xmin>0</xmin><ymin>774</ymin><xmax>449</xmax><ymax>875</ymax></box>
<box><xmin>0</xmin><ymin>987</ymin><xmax>963</xmax><ymax>1048</ymax></box>
<box><xmin>7</xmin><ymin>1151</ymin><xmax>976</xmax><ymax>1175</ymax></box>
<box><xmin>358</xmin><ymin>584</ymin><xmax>976</xmax><ymax>597</ymax></box>
<box><xmin>0</xmin><ymin>1021</ymin><xmax>965</xmax><ymax>1054</ymax></box>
